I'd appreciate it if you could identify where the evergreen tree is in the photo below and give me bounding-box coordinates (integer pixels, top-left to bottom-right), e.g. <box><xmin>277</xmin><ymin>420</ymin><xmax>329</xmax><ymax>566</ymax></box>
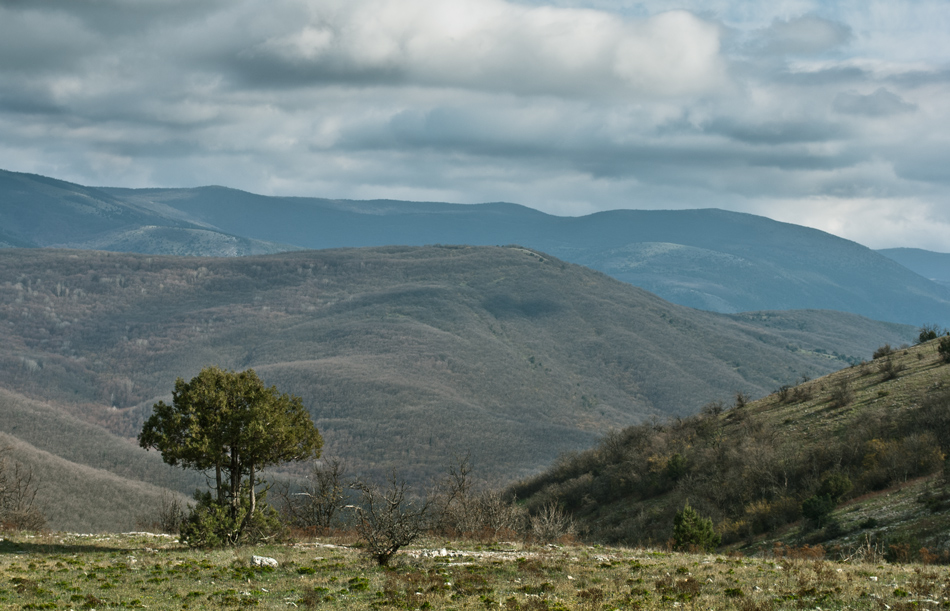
<box><xmin>672</xmin><ymin>501</ymin><xmax>720</xmax><ymax>552</ymax></box>
<box><xmin>139</xmin><ymin>366</ymin><xmax>322</xmax><ymax>546</ymax></box>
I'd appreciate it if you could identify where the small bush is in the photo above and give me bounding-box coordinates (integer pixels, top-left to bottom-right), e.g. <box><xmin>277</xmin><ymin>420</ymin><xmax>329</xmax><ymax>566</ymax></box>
<box><xmin>351</xmin><ymin>473</ymin><xmax>431</xmax><ymax>566</ymax></box>
<box><xmin>672</xmin><ymin>501</ymin><xmax>720</xmax><ymax>552</ymax></box>
<box><xmin>938</xmin><ymin>336</ymin><xmax>950</xmax><ymax>363</ymax></box>
<box><xmin>918</xmin><ymin>324</ymin><xmax>942</xmax><ymax>344</ymax></box>
<box><xmin>829</xmin><ymin>379</ymin><xmax>853</xmax><ymax>408</ymax></box>
<box><xmin>859</xmin><ymin>517</ymin><xmax>879</xmax><ymax>529</ymax></box>
<box><xmin>801</xmin><ymin>495</ymin><xmax>837</xmax><ymax>528</ymax></box>
<box><xmin>873</xmin><ymin>344</ymin><xmax>894</xmax><ymax>359</ymax></box>
<box><xmin>180</xmin><ymin>490</ymin><xmax>284</xmax><ymax>548</ymax></box>
<box><xmin>878</xmin><ymin>357</ymin><xmax>905</xmax><ymax>380</ymax></box>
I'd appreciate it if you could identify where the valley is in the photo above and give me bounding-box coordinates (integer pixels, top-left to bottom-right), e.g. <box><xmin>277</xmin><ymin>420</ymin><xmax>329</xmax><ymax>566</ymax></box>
<box><xmin>0</xmin><ymin>245</ymin><xmax>916</xmax><ymax>531</ymax></box>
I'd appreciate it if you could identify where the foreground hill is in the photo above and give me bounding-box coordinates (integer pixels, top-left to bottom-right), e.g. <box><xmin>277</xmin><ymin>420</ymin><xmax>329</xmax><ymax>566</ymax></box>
<box><xmin>0</xmin><ymin>247</ymin><xmax>915</xmax><ymax>529</ymax></box>
<box><xmin>510</xmin><ymin>337</ymin><xmax>950</xmax><ymax>555</ymax></box>
<box><xmin>3</xmin><ymin>168</ymin><xmax>949</xmax><ymax>327</ymax></box>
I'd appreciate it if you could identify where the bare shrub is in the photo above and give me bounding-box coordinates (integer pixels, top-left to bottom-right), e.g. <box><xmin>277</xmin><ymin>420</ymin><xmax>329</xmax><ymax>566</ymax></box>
<box><xmin>791</xmin><ymin>384</ymin><xmax>813</xmax><ymax>403</ymax></box>
<box><xmin>528</xmin><ymin>502</ymin><xmax>575</xmax><ymax>543</ymax></box>
<box><xmin>277</xmin><ymin>457</ymin><xmax>348</xmax><ymax>534</ymax></box>
<box><xmin>136</xmin><ymin>489</ymin><xmax>187</xmax><ymax>534</ymax></box>
<box><xmin>158</xmin><ymin>490</ymin><xmax>186</xmax><ymax>534</ymax></box>
<box><xmin>351</xmin><ymin>472</ymin><xmax>431</xmax><ymax>566</ymax></box>
<box><xmin>734</xmin><ymin>392</ymin><xmax>749</xmax><ymax>410</ymax></box>
<box><xmin>432</xmin><ymin>456</ymin><xmax>527</xmax><ymax>541</ymax></box>
<box><xmin>0</xmin><ymin>447</ymin><xmax>45</xmax><ymax>532</ymax></box>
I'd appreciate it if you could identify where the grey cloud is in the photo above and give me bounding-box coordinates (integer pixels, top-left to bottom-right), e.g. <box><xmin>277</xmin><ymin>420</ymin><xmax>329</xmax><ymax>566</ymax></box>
<box><xmin>833</xmin><ymin>88</ymin><xmax>916</xmax><ymax>116</ymax></box>
<box><xmin>0</xmin><ymin>6</ymin><xmax>101</xmax><ymax>73</ymax></box>
<box><xmin>0</xmin><ymin>0</ymin><xmax>949</xmax><ymax>252</ymax></box>
<box><xmin>754</xmin><ymin>15</ymin><xmax>851</xmax><ymax>56</ymax></box>
<box><xmin>703</xmin><ymin>118</ymin><xmax>845</xmax><ymax>145</ymax></box>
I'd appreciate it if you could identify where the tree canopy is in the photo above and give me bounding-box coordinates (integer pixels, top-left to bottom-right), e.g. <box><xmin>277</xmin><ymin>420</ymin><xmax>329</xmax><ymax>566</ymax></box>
<box><xmin>138</xmin><ymin>367</ymin><xmax>323</xmax><ymax>526</ymax></box>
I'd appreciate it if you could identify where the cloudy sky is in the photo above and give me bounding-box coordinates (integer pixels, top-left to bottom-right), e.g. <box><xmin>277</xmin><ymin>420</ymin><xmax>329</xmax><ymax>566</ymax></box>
<box><xmin>2</xmin><ymin>0</ymin><xmax>949</xmax><ymax>250</ymax></box>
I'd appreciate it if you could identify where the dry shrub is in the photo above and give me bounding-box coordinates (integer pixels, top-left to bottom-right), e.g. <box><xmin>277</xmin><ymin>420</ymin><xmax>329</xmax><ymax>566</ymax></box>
<box><xmin>433</xmin><ymin>456</ymin><xmax>527</xmax><ymax>541</ymax></box>
<box><xmin>529</xmin><ymin>502</ymin><xmax>576</xmax><ymax>544</ymax></box>
<box><xmin>772</xmin><ymin>542</ymin><xmax>825</xmax><ymax>560</ymax></box>
<box><xmin>0</xmin><ymin>447</ymin><xmax>45</xmax><ymax>532</ymax></box>
<box><xmin>350</xmin><ymin>473</ymin><xmax>431</xmax><ymax>566</ymax></box>
<box><xmin>276</xmin><ymin>457</ymin><xmax>348</xmax><ymax>534</ymax></box>
<box><xmin>919</xmin><ymin>548</ymin><xmax>950</xmax><ymax>565</ymax></box>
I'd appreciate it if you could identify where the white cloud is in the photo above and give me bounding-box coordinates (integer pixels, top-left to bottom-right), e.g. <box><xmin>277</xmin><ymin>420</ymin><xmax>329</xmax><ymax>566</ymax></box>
<box><xmin>239</xmin><ymin>0</ymin><xmax>727</xmax><ymax>98</ymax></box>
<box><xmin>757</xmin><ymin>196</ymin><xmax>950</xmax><ymax>252</ymax></box>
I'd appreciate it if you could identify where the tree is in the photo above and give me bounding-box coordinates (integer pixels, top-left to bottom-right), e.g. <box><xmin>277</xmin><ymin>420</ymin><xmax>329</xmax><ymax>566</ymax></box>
<box><xmin>672</xmin><ymin>501</ymin><xmax>720</xmax><ymax>552</ymax></box>
<box><xmin>138</xmin><ymin>367</ymin><xmax>322</xmax><ymax>545</ymax></box>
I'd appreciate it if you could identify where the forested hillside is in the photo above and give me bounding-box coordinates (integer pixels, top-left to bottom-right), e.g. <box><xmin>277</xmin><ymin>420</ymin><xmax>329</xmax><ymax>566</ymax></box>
<box><xmin>510</xmin><ymin>337</ymin><xmax>950</xmax><ymax>554</ymax></box>
<box><xmin>0</xmin><ymin>246</ymin><xmax>917</xmax><ymax>531</ymax></box>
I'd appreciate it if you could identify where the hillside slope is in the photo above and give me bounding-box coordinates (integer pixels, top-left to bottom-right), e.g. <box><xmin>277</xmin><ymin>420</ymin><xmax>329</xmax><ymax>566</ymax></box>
<box><xmin>510</xmin><ymin>337</ymin><xmax>950</xmax><ymax>554</ymax></box>
<box><xmin>3</xmin><ymin>169</ymin><xmax>948</xmax><ymax>326</ymax></box>
<box><xmin>0</xmin><ymin>247</ymin><xmax>914</xmax><ymax>495</ymax></box>
<box><xmin>879</xmin><ymin>247</ymin><xmax>950</xmax><ymax>288</ymax></box>
<box><xmin>110</xmin><ymin>184</ymin><xmax>950</xmax><ymax>326</ymax></box>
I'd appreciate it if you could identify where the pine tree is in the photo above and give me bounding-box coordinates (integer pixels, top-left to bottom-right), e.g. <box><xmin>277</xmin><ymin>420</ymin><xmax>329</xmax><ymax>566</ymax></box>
<box><xmin>672</xmin><ymin>501</ymin><xmax>720</xmax><ymax>552</ymax></box>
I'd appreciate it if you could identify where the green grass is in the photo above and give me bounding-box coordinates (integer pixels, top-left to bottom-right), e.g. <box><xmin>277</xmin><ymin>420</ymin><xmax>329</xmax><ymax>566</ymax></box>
<box><xmin>3</xmin><ymin>531</ymin><xmax>950</xmax><ymax>610</ymax></box>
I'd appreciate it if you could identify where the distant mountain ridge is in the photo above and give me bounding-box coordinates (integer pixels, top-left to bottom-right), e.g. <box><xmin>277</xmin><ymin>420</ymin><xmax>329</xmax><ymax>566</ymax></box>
<box><xmin>2</xmin><ymin>168</ymin><xmax>950</xmax><ymax>327</ymax></box>
<box><xmin>879</xmin><ymin>247</ymin><xmax>950</xmax><ymax>289</ymax></box>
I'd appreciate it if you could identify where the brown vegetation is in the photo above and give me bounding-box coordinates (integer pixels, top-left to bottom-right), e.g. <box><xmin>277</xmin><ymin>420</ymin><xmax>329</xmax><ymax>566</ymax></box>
<box><xmin>509</xmin><ymin>339</ymin><xmax>950</xmax><ymax>554</ymax></box>
<box><xmin>0</xmin><ymin>246</ymin><xmax>916</xmax><ymax>533</ymax></box>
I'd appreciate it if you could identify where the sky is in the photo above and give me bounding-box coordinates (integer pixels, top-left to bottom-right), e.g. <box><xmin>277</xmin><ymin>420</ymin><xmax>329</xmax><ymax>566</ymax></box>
<box><xmin>1</xmin><ymin>0</ymin><xmax>949</xmax><ymax>251</ymax></box>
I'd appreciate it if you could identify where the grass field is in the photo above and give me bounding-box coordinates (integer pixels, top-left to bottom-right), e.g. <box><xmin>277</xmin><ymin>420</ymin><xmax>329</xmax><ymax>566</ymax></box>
<box><xmin>2</xmin><ymin>531</ymin><xmax>948</xmax><ymax>610</ymax></box>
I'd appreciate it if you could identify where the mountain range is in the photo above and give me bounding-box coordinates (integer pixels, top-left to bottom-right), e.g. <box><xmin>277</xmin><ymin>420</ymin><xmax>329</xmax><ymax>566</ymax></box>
<box><xmin>1</xmin><ymin>168</ymin><xmax>947</xmax><ymax>532</ymax></box>
<box><xmin>2</xmin><ymin>168</ymin><xmax>948</xmax><ymax>328</ymax></box>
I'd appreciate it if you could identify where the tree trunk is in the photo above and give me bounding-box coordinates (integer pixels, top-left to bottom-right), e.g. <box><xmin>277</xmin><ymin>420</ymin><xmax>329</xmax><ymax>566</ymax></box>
<box><xmin>230</xmin><ymin>452</ymin><xmax>241</xmax><ymax>519</ymax></box>
<box><xmin>249</xmin><ymin>462</ymin><xmax>257</xmax><ymax>515</ymax></box>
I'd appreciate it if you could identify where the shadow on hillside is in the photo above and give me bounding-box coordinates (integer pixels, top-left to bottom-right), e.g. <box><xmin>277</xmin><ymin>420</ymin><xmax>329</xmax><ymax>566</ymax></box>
<box><xmin>0</xmin><ymin>539</ymin><xmax>141</xmax><ymax>556</ymax></box>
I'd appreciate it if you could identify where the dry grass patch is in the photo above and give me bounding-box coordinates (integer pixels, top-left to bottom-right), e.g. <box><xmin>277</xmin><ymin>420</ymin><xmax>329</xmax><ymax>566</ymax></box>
<box><xmin>2</xmin><ymin>532</ymin><xmax>949</xmax><ymax>610</ymax></box>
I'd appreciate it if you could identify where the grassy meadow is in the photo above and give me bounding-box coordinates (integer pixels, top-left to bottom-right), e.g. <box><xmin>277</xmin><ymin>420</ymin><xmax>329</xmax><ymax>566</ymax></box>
<box><xmin>3</xmin><ymin>530</ymin><xmax>948</xmax><ymax>610</ymax></box>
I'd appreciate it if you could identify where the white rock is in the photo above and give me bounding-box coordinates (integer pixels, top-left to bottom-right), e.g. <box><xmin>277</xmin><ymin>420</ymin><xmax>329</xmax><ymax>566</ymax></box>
<box><xmin>252</xmin><ymin>555</ymin><xmax>278</xmax><ymax>568</ymax></box>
